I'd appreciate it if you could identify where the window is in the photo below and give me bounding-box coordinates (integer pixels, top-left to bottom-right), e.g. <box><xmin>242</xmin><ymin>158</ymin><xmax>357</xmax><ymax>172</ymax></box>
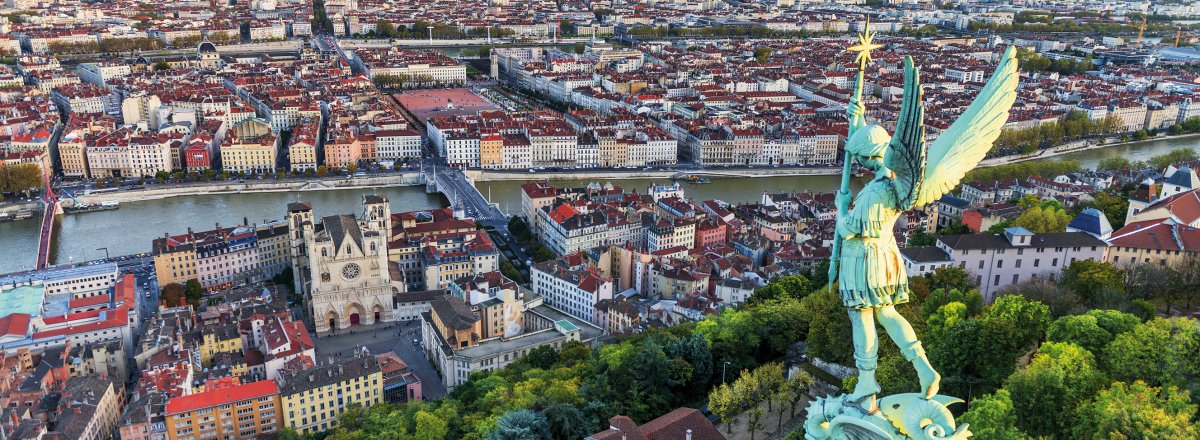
<box><xmin>978</xmin><ymin>260</ymin><xmax>984</xmax><ymax>269</ymax></box>
<box><xmin>1012</xmin><ymin>274</ymin><xmax>1019</xmax><ymax>284</ymax></box>
<box><xmin>1034</xmin><ymin>259</ymin><xmax>1040</xmax><ymax>267</ymax></box>
<box><xmin>997</xmin><ymin>260</ymin><xmax>1003</xmax><ymax>269</ymax></box>
<box><xmin>994</xmin><ymin>275</ymin><xmax>1000</xmax><ymax>286</ymax></box>
<box><xmin>1015</xmin><ymin>259</ymin><xmax>1022</xmax><ymax>268</ymax></box>
<box><xmin>1052</xmin><ymin>258</ymin><xmax>1059</xmax><ymax>267</ymax></box>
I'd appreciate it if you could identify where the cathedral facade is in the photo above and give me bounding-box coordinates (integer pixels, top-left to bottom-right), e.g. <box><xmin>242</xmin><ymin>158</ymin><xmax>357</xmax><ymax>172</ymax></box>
<box><xmin>288</xmin><ymin>195</ymin><xmax>404</xmax><ymax>333</ymax></box>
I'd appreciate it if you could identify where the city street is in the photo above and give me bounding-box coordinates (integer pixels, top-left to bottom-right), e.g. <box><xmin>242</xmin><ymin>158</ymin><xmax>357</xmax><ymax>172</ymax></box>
<box><xmin>312</xmin><ymin>320</ymin><xmax>448</xmax><ymax>400</ymax></box>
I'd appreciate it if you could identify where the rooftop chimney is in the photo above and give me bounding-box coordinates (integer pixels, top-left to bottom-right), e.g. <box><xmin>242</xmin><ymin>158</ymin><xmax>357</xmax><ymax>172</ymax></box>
<box><xmin>686</xmin><ymin>429</ymin><xmax>692</xmax><ymax>440</ymax></box>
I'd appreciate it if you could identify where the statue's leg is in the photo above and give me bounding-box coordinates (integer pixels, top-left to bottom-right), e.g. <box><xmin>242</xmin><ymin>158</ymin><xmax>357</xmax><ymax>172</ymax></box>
<box><xmin>847</xmin><ymin>308</ymin><xmax>880</xmax><ymax>412</ymax></box>
<box><xmin>876</xmin><ymin>305</ymin><xmax>940</xmax><ymax>399</ymax></box>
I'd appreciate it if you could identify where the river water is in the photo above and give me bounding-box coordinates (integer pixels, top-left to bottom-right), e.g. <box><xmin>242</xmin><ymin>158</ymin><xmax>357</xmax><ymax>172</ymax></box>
<box><xmin>1</xmin><ymin>135</ymin><xmax>1197</xmax><ymax>274</ymax></box>
<box><xmin>0</xmin><ymin>189</ymin><xmax>443</xmax><ymax>274</ymax></box>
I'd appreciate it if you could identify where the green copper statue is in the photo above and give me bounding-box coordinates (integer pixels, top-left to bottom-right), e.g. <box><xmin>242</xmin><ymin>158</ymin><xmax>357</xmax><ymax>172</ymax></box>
<box><xmin>807</xmin><ymin>21</ymin><xmax>1019</xmax><ymax>440</ymax></box>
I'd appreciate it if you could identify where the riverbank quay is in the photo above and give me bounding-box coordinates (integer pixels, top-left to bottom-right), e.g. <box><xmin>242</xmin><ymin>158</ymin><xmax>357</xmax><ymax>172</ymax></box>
<box><xmin>72</xmin><ymin>173</ymin><xmax>426</xmax><ymax>205</ymax></box>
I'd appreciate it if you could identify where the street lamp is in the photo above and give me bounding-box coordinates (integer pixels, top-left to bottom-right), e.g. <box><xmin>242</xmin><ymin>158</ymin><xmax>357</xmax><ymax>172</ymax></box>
<box><xmin>97</xmin><ymin>247</ymin><xmax>110</xmax><ymax>260</ymax></box>
<box><xmin>722</xmin><ymin>361</ymin><xmax>732</xmax><ymax>384</ymax></box>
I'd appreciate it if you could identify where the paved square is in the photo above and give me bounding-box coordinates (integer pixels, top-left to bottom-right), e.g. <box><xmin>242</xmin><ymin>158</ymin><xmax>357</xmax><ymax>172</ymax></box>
<box><xmin>312</xmin><ymin>319</ymin><xmax>448</xmax><ymax>400</ymax></box>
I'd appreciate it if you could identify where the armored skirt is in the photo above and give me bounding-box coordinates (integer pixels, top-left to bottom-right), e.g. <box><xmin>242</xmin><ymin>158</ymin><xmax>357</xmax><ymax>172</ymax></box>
<box><xmin>837</xmin><ymin>177</ymin><xmax>910</xmax><ymax>310</ymax></box>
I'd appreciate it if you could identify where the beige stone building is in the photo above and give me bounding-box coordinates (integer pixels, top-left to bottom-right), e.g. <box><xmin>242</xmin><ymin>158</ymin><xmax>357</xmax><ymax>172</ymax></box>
<box><xmin>53</xmin><ymin>376</ymin><xmax>121</xmax><ymax>440</ymax></box>
<box><xmin>220</xmin><ymin>118</ymin><xmax>278</xmax><ymax>174</ymax></box>
<box><xmin>1108</xmin><ymin>187</ymin><xmax>1200</xmax><ymax>267</ymax></box>
<box><xmin>289</xmin><ymin>195</ymin><xmax>405</xmax><ymax>333</ymax></box>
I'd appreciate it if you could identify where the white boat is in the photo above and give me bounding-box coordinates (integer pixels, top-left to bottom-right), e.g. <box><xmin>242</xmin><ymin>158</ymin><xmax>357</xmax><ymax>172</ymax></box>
<box><xmin>101</xmin><ymin>200</ymin><xmax>119</xmax><ymax>208</ymax></box>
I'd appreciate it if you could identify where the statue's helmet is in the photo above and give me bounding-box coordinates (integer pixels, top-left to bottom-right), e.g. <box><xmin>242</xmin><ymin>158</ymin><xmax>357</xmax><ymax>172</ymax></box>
<box><xmin>846</xmin><ymin>124</ymin><xmax>890</xmax><ymax>159</ymax></box>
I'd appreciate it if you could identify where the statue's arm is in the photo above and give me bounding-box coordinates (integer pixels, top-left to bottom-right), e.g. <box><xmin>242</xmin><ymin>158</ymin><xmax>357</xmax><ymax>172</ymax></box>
<box><xmin>847</xmin><ymin>95</ymin><xmax>866</xmax><ymax>132</ymax></box>
<box><xmin>836</xmin><ymin>213</ymin><xmax>861</xmax><ymax>239</ymax></box>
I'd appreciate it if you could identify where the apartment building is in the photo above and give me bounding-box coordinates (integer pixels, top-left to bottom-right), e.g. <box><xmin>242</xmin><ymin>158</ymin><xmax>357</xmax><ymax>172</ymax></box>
<box><xmin>164</xmin><ymin>380</ymin><xmax>281</xmax><ymax>440</ymax></box>
<box><xmin>152</xmin><ymin>222</ymin><xmax>290</xmax><ymax>290</ymax></box>
<box><xmin>531</xmin><ymin>256</ymin><xmax>614</xmax><ymax>324</ymax></box>
<box><xmin>936</xmin><ymin>227</ymin><xmax>1107</xmax><ymax>300</ymax></box>
<box><xmin>278</xmin><ymin>355</ymin><xmax>384</xmax><ymax>435</ymax></box>
<box><xmin>219</xmin><ymin>118</ymin><xmax>278</xmax><ymax>174</ymax></box>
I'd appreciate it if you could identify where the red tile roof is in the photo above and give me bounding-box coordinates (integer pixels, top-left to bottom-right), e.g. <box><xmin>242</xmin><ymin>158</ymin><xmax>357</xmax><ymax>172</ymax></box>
<box><xmin>0</xmin><ymin>314</ymin><xmax>30</xmax><ymax>336</ymax></box>
<box><xmin>1139</xmin><ymin>188</ymin><xmax>1200</xmax><ymax>224</ymax></box>
<box><xmin>165</xmin><ymin>380</ymin><xmax>279</xmax><ymax>415</ymax></box>
<box><xmin>68</xmin><ymin>295</ymin><xmax>110</xmax><ymax>309</ymax></box>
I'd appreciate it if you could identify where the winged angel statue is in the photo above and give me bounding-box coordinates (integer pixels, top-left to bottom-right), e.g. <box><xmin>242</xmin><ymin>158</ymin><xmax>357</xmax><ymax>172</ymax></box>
<box><xmin>805</xmin><ymin>39</ymin><xmax>1019</xmax><ymax>440</ymax></box>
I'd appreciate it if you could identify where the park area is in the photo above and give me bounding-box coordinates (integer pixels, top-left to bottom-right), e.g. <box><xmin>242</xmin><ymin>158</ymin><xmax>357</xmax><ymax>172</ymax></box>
<box><xmin>393</xmin><ymin>88</ymin><xmax>499</xmax><ymax>124</ymax></box>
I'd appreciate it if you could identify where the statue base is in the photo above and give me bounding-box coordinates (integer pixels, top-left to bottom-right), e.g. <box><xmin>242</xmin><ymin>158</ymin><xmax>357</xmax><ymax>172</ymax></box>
<box><xmin>804</xmin><ymin>393</ymin><xmax>971</xmax><ymax>440</ymax></box>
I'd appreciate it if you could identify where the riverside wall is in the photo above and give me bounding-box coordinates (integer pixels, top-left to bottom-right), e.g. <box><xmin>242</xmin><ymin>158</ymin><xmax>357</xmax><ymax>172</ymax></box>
<box><xmin>72</xmin><ymin>173</ymin><xmax>426</xmax><ymax>205</ymax></box>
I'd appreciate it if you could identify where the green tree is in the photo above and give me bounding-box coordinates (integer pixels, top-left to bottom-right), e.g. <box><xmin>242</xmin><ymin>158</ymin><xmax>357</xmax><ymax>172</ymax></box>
<box><xmin>983</xmin><ymin>295</ymin><xmax>1051</xmax><ymax>347</ymax></box>
<box><xmin>925</xmin><ymin>302</ymin><xmax>1011</xmax><ymax>399</ymax></box>
<box><xmin>276</xmin><ymin>427</ymin><xmax>303</xmax><ymax>440</ymax></box>
<box><xmin>523</xmin><ymin>345</ymin><xmax>559</xmax><ymax>369</ymax></box>
<box><xmin>529</xmin><ymin>243</ymin><xmax>555</xmax><ymax>263</ymax></box>
<box><xmin>1073</xmin><ymin>381</ymin><xmax>1200</xmax><ymax>439</ymax></box>
<box><xmin>747</xmin><ymin>274</ymin><xmax>813</xmax><ymax>304</ymax></box>
<box><xmin>1011</xmin><ymin>205</ymin><xmax>1071</xmax><ymax>233</ymax></box>
<box><xmin>800</xmin><ymin>289</ymin><xmax>853</xmax><ymax>364</ymax></box>
<box><xmin>500</xmin><ymin>260</ymin><xmax>524</xmax><ymax>283</ymax></box>
<box><xmin>707</xmin><ymin>383</ymin><xmax>739</xmax><ymax>434</ymax></box>
<box><xmin>1061</xmin><ymin>260</ymin><xmax>1123</xmax><ymax>307</ymax></box>
<box><xmin>754</xmin><ymin>362</ymin><xmax>785</xmax><ymax>413</ymax></box>
<box><xmin>1147</xmin><ymin>148</ymin><xmax>1199</xmax><ymax>170</ymax></box>
<box><xmin>507</xmin><ymin>216</ymin><xmax>531</xmax><ymax>241</ymax></box>
<box><xmin>490</xmin><ymin>409</ymin><xmax>550</xmax><ymax>440</ymax></box>
<box><xmin>920</xmin><ymin>288</ymin><xmax>983</xmax><ymax>321</ymax></box>
<box><xmin>159</xmin><ymin>282</ymin><xmax>186</xmax><ymax>307</ymax></box>
<box><xmin>0</xmin><ymin>163</ymin><xmax>41</xmax><ymax>195</ymax></box>
<box><xmin>377</xmin><ymin>21</ymin><xmax>397</xmax><ymax>37</ymax></box>
<box><xmin>182</xmin><ymin>279</ymin><xmax>204</xmax><ymax>308</ymax></box>
<box><xmin>925</xmin><ymin>266</ymin><xmax>976</xmax><ymax>294</ymax></box>
<box><xmin>542</xmin><ymin>404</ymin><xmax>592</xmax><ymax>440</ymax></box>
<box><xmin>746</xmin><ymin>406</ymin><xmax>766</xmax><ymax>440</ymax></box>
<box><xmin>958</xmin><ymin>389</ymin><xmax>1025</xmax><ymax>440</ymax></box>
<box><xmin>1101</xmin><ymin>317</ymin><xmax>1200</xmax><ymax>389</ymax></box>
<box><xmin>754</xmin><ymin>47</ymin><xmax>772</xmax><ymax>63</ymax></box>
<box><xmin>1045</xmin><ymin>314</ymin><xmax>1112</xmax><ymax>354</ymax></box>
<box><xmin>1097</xmin><ymin>156</ymin><xmax>1131</xmax><ymax>171</ymax></box>
<box><xmin>153</xmin><ymin>61</ymin><xmax>170</xmax><ymax>71</ymax></box>
<box><xmin>783</xmin><ymin>371</ymin><xmax>814</xmax><ymax>419</ymax></box>
<box><xmin>907</xmin><ymin>228</ymin><xmax>935</xmax><ymax>247</ymax></box>
<box><xmin>1079</xmin><ymin>191</ymin><xmax>1128</xmax><ymax>228</ymax></box>
<box><xmin>415</xmin><ymin>409</ymin><xmax>449</xmax><ymax>440</ymax></box>
<box><xmin>1007</xmin><ymin>342</ymin><xmax>1108</xmax><ymax>438</ymax></box>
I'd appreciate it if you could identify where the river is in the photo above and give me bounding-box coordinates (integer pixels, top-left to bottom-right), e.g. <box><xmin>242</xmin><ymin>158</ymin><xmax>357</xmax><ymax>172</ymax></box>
<box><xmin>0</xmin><ymin>188</ymin><xmax>444</xmax><ymax>274</ymax></box>
<box><xmin>1048</xmin><ymin>135</ymin><xmax>1200</xmax><ymax>169</ymax></box>
<box><xmin>1</xmin><ymin>135</ymin><xmax>1198</xmax><ymax>274</ymax></box>
<box><xmin>476</xmin><ymin>174</ymin><xmax>857</xmax><ymax>218</ymax></box>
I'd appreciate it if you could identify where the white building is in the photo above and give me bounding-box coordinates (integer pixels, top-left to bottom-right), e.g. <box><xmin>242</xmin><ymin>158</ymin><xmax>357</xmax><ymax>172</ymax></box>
<box><xmin>531</xmin><ymin>258</ymin><xmax>614</xmax><ymax>325</ymax></box>
<box><xmin>936</xmin><ymin>227</ymin><xmax>1108</xmax><ymax>300</ymax></box>
<box><xmin>375</xmin><ymin>129</ymin><xmax>422</xmax><ymax>161</ymax></box>
<box><xmin>77</xmin><ymin>62</ymin><xmax>131</xmax><ymax>86</ymax></box>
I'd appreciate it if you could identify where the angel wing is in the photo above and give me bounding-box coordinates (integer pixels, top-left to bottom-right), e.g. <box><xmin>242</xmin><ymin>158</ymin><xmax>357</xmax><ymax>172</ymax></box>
<box><xmin>908</xmin><ymin>45</ymin><xmax>1021</xmax><ymax>209</ymax></box>
<box><xmin>885</xmin><ymin>56</ymin><xmax>926</xmax><ymax>211</ymax></box>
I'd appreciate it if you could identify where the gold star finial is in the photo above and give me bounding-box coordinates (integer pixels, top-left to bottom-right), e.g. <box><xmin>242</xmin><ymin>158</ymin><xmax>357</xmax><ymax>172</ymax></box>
<box><xmin>848</xmin><ymin>16</ymin><xmax>882</xmax><ymax>68</ymax></box>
